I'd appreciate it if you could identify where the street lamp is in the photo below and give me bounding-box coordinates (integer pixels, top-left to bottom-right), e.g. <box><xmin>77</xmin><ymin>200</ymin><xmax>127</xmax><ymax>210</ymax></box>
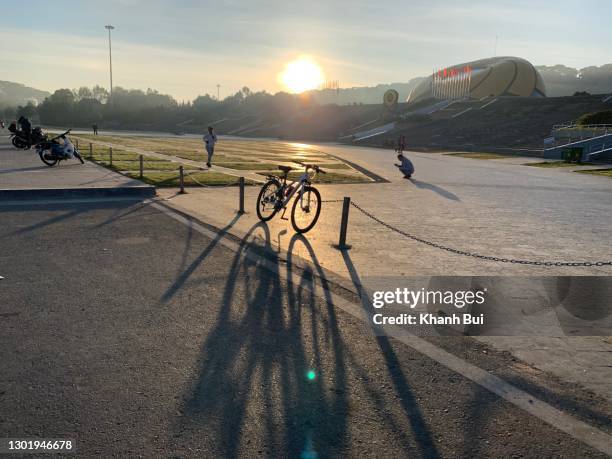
<box><xmin>105</xmin><ymin>25</ymin><xmax>115</xmax><ymax>100</ymax></box>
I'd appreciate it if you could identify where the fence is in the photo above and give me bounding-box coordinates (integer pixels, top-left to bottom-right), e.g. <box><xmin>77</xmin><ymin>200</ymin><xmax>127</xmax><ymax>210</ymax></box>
<box><xmin>80</xmin><ymin>141</ymin><xmax>611</xmax><ymax>267</ymax></box>
<box><xmin>84</xmin><ymin>142</ymin><xmax>247</xmax><ymax>214</ymax></box>
<box><xmin>332</xmin><ymin>197</ymin><xmax>612</xmax><ymax>267</ymax></box>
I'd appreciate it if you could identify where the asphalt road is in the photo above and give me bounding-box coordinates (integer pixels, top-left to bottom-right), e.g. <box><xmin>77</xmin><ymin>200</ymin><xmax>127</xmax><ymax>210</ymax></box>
<box><xmin>1</xmin><ymin>199</ymin><xmax>610</xmax><ymax>457</ymax></box>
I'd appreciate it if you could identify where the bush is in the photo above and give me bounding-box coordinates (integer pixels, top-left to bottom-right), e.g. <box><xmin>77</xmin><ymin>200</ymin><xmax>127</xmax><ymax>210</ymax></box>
<box><xmin>576</xmin><ymin>110</ymin><xmax>612</xmax><ymax>125</ymax></box>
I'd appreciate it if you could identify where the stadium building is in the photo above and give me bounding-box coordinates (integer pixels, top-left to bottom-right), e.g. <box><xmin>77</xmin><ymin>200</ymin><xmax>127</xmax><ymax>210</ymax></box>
<box><xmin>407</xmin><ymin>56</ymin><xmax>547</xmax><ymax>104</ymax></box>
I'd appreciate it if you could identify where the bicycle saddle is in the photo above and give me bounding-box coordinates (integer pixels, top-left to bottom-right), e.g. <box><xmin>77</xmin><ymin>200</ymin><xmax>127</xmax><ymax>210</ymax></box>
<box><xmin>278</xmin><ymin>165</ymin><xmax>293</xmax><ymax>172</ymax></box>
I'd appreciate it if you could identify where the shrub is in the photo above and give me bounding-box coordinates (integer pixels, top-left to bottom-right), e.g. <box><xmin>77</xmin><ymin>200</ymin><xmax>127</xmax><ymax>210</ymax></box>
<box><xmin>576</xmin><ymin>110</ymin><xmax>612</xmax><ymax>125</ymax></box>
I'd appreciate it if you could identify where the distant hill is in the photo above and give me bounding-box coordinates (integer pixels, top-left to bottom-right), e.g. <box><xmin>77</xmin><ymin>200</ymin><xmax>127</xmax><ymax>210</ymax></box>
<box><xmin>0</xmin><ymin>81</ymin><xmax>50</xmax><ymax>108</ymax></box>
<box><xmin>536</xmin><ymin>64</ymin><xmax>612</xmax><ymax>96</ymax></box>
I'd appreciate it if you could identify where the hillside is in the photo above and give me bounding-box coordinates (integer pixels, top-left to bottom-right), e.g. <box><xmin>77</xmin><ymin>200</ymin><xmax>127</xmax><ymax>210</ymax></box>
<box><xmin>356</xmin><ymin>95</ymin><xmax>612</xmax><ymax>152</ymax></box>
<box><xmin>536</xmin><ymin>64</ymin><xmax>612</xmax><ymax>96</ymax></box>
<box><xmin>0</xmin><ymin>81</ymin><xmax>50</xmax><ymax>108</ymax></box>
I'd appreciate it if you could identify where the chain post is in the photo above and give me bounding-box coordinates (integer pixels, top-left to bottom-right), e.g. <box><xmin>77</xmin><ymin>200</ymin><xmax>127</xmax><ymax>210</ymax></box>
<box><xmin>139</xmin><ymin>155</ymin><xmax>144</xmax><ymax>179</ymax></box>
<box><xmin>335</xmin><ymin>197</ymin><xmax>351</xmax><ymax>250</ymax></box>
<box><xmin>238</xmin><ymin>176</ymin><xmax>245</xmax><ymax>214</ymax></box>
<box><xmin>89</xmin><ymin>143</ymin><xmax>93</xmax><ymax>160</ymax></box>
<box><xmin>179</xmin><ymin>166</ymin><xmax>185</xmax><ymax>194</ymax></box>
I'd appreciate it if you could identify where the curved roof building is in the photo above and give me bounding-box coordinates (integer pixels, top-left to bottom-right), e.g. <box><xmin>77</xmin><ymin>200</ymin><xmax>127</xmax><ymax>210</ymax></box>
<box><xmin>408</xmin><ymin>56</ymin><xmax>546</xmax><ymax>104</ymax></box>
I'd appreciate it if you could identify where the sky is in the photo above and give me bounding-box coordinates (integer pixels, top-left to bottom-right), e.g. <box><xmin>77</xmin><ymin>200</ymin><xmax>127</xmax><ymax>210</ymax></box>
<box><xmin>1</xmin><ymin>0</ymin><xmax>611</xmax><ymax>101</ymax></box>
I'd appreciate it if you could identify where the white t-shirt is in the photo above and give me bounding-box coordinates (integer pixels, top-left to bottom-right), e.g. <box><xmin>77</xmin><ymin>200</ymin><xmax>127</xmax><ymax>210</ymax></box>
<box><xmin>203</xmin><ymin>133</ymin><xmax>217</xmax><ymax>149</ymax></box>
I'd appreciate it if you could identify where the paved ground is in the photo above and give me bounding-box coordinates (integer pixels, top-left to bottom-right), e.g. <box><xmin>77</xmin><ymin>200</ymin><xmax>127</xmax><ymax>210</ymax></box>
<box><xmin>157</xmin><ymin>141</ymin><xmax>612</xmax><ymax>401</ymax></box>
<box><xmin>0</xmin><ymin>135</ymin><xmax>152</xmax><ymax>194</ymax></box>
<box><xmin>1</xmin><ymin>199</ymin><xmax>611</xmax><ymax>457</ymax></box>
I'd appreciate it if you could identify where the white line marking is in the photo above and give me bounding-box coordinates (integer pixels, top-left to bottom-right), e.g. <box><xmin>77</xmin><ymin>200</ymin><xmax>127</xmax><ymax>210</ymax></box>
<box><xmin>150</xmin><ymin>200</ymin><xmax>612</xmax><ymax>456</ymax></box>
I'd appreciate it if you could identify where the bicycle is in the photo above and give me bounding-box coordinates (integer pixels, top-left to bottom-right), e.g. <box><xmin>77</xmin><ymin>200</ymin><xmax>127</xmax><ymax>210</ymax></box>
<box><xmin>256</xmin><ymin>162</ymin><xmax>325</xmax><ymax>233</ymax></box>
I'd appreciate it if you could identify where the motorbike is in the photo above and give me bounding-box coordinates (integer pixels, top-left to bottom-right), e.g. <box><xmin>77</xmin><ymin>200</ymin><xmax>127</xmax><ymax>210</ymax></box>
<box><xmin>35</xmin><ymin>130</ymin><xmax>85</xmax><ymax>166</ymax></box>
<box><xmin>8</xmin><ymin>124</ymin><xmax>47</xmax><ymax>149</ymax></box>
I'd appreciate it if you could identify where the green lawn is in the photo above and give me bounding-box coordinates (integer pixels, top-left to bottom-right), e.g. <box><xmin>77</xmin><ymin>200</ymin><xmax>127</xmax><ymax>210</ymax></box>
<box><xmin>575</xmin><ymin>168</ymin><xmax>612</xmax><ymax>177</ymax></box>
<box><xmin>73</xmin><ymin>134</ymin><xmax>372</xmax><ymax>184</ymax></box>
<box><xmin>445</xmin><ymin>152</ymin><xmax>507</xmax><ymax>160</ymax></box>
<box><xmin>258</xmin><ymin>170</ymin><xmax>370</xmax><ymax>184</ymax></box>
<box><xmin>214</xmin><ymin>162</ymin><xmax>278</xmax><ymax>170</ymax></box>
<box><xmin>526</xmin><ymin>161</ymin><xmax>590</xmax><ymax>168</ymax></box>
<box><xmin>107</xmin><ymin>161</ymin><xmax>199</xmax><ymax>172</ymax></box>
<box><xmin>125</xmin><ymin>171</ymin><xmax>251</xmax><ymax>186</ymax></box>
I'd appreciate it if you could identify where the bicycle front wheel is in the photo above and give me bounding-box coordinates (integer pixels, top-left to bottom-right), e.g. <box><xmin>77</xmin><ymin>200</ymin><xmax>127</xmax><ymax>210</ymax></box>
<box><xmin>291</xmin><ymin>186</ymin><xmax>321</xmax><ymax>233</ymax></box>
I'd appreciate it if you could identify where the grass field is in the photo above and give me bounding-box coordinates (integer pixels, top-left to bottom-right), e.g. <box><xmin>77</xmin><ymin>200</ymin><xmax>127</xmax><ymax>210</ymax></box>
<box><xmin>125</xmin><ymin>171</ymin><xmax>253</xmax><ymax>186</ymax></box>
<box><xmin>445</xmin><ymin>152</ymin><xmax>507</xmax><ymax>160</ymax></box>
<box><xmin>73</xmin><ymin>134</ymin><xmax>372</xmax><ymax>186</ymax></box>
<box><xmin>575</xmin><ymin>168</ymin><xmax>612</xmax><ymax>178</ymax></box>
<box><xmin>527</xmin><ymin>161</ymin><xmax>589</xmax><ymax>168</ymax></box>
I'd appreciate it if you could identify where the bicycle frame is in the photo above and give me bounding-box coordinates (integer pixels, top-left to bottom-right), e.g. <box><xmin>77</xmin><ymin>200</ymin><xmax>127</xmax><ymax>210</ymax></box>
<box><xmin>272</xmin><ymin>169</ymin><xmax>314</xmax><ymax>210</ymax></box>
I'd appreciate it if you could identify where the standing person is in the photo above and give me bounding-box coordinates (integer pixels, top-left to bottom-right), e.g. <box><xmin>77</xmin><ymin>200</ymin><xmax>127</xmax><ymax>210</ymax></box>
<box><xmin>92</xmin><ymin>124</ymin><xmax>98</xmax><ymax>135</ymax></box>
<box><xmin>395</xmin><ymin>153</ymin><xmax>414</xmax><ymax>179</ymax></box>
<box><xmin>203</xmin><ymin>126</ymin><xmax>217</xmax><ymax>168</ymax></box>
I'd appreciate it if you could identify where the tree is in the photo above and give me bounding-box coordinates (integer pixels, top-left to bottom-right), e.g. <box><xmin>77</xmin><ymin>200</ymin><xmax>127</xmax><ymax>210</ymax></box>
<box><xmin>38</xmin><ymin>89</ymin><xmax>75</xmax><ymax>125</ymax></box>
<box><xmin>75</xmin><ymin>87</ymin><xmax>93</xmax><ymax>101</ymax></box>
<box><xmin>92</xmin><ymin>85</ymin><xmax>109</xmax><ymax>103</ymax></box>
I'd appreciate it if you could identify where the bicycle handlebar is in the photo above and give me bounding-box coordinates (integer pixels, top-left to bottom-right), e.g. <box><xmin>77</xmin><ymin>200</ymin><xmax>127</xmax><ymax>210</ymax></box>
<box><xmin>292</xmin><ymin>161</ymin><xmax>326</xmax><ymax>174</ymax></box>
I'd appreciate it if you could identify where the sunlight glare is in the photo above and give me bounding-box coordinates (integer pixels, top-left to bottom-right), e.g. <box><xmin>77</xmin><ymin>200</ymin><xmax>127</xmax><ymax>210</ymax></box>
<box><xmin>280</xmin><ymin>57</ymin><xmax>324</xmax><ymax>93</ymax></box>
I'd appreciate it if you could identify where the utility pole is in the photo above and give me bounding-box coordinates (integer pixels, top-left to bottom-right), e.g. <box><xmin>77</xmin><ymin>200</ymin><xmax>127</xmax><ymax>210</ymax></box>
<box><xmin>105</xmin><ymin>25</ymin><xmax>115</xmax><ymax>100</ymax></box>
<box><xmin>216</xmin><ymin>84</ymin><xmax>221</xmax><ymax>101</ymax></box>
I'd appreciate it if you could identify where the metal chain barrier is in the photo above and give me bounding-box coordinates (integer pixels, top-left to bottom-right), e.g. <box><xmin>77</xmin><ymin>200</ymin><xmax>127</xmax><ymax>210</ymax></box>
<box><xmin>183</xmin><ymin>168</ymin><xmax>214</xmax><ymax>188</ymax></box>
<box><xmin>347</xmin><ymin>200</ymin><xmax>612</xmax><ymax>267</ymax></box>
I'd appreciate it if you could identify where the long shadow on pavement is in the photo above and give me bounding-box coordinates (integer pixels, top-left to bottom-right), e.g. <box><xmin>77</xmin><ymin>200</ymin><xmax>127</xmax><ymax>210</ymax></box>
<box><xmin>160</xmin><ymin>213</ymin><xmax>241</xmax><ymax>303</ymax></box>
<box><xmin>170</xmin><ymin>223</ymin><xmax>352</xmax><ymax>457</ymax></box>
<box><xmin>169</xmin><ymin>221</ymin><xmax>442</xmax><ymax>456</ymax></box>
<box><xmin>340</xmin><ymin>249</ymin><xmax>441</xmax><ymax>458</ymax></box>
<box><xmin>410</xmin><ymin>179</ymin><xmax>461</xmax><ymax>201</ymax></box>
<box><xmin>411</xmin><ymin>179</ymin><xmax>460</xmax><ymax>201</ymax></box>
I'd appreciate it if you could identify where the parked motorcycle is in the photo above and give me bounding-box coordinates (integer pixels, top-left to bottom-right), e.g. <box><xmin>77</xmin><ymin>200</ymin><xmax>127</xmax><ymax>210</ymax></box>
<box><xmin>35</xmin><ymin>130</ymin><xmax>84</xmax><ymax>166</ymax></box>
<box><xmin>8</xmin><ymin>124</ymin><xmax>47</xmax><ymax>149</ymax></box>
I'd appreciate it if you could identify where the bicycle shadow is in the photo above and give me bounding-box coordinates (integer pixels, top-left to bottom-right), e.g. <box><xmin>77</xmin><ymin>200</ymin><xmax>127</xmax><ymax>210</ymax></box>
<box><xmin>169</xmin><ymin>223</ymin><xmax>353</xmax><ymax>456</ymax></box>
<box><xmin>169</xmin><ymin>221</ymin><xmax>441</xmax><ymax>456</ymax></box>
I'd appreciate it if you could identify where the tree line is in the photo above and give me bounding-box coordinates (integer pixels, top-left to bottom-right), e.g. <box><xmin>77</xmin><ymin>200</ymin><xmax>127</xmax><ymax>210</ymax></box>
<box><xmin>3</xmin><ymin>85</ymin><xmax>316</xmax><ymax>132</ymax></box>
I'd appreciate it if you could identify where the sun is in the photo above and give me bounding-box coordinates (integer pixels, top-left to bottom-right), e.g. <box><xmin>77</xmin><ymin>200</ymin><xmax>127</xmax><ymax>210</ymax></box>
<box><xmin>280</xmin><ymin>56</ymin><xmax>325</xmax><ymax>93</ymax></box>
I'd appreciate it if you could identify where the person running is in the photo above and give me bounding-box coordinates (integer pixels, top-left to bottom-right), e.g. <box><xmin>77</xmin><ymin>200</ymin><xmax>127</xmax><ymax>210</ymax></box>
<box><xmin>395</xmin><ymin>152</ymin><xmax>414</xmax><ymax>179</ymax></box>
<box><xmin>203</xmin><ymin>126</ymin><xmax>217</xmax><ymax>167</ymax></box>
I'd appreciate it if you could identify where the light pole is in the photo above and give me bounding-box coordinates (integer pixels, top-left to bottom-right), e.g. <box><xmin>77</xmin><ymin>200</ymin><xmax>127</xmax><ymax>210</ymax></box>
<box><xmin>216</xmin><ymin>83</ymin><xmax>220</xmax><ymax>101</ymax></box>
<box><xmin>105</xmin><ymin>25</ymin><xmax>115</xmax><ymax>100</ymax></box>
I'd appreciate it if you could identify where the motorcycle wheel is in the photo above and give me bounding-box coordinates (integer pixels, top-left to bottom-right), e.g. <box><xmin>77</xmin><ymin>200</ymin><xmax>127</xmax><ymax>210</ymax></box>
<box><xmin>12</xmin><ymin>137</ymin><xmax>28</xmax><ymax>149</ymax></box>
<box><xmin>39</xmin><ymin>151</ymin><xmax>59</xmax><ymax>167</ymax></box>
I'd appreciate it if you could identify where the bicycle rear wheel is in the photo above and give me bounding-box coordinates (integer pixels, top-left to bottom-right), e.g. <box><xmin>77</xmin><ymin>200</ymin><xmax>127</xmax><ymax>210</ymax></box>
<box><xmin>291</xmin><ymin>186</ymin><xmax>321</xmax><ymax>233</ymax></box>
<box><xmin>256</xmin><ymin>180</ymin><xmax>282</xmax><ymax>221</ymax></box>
